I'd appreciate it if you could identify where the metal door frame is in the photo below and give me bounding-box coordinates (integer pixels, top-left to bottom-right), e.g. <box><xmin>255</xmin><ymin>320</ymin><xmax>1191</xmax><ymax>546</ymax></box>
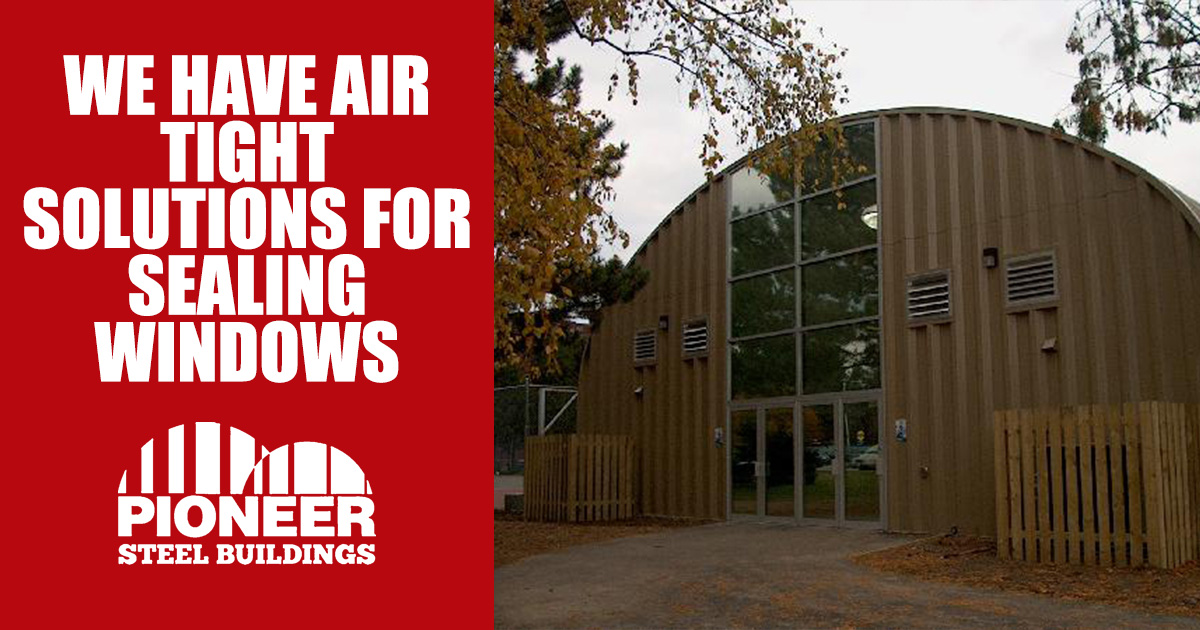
<box><xmin>796</xmin><ymin>393</ymin><xmax>884</xmax><ymax>529</ymax></box>
<box><xmin>727</xmin><ymin>401</ymin><xmax>797</xmax><ymax>519</ymax></box>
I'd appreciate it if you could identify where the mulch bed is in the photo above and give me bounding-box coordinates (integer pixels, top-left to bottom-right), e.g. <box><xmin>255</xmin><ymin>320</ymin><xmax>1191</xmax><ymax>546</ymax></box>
<box><xmin>854</xmin><ymin>533</ymin><xmax>1200</xmax><ymax>618</ymax></box>
<box><xmin>494</xmin><ymin>512</ymin><xmax>704</xmax><ymax>568</ymax></box>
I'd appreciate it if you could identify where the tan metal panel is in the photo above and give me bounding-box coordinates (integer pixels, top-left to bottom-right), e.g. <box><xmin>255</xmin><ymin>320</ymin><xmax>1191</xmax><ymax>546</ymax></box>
<box><xmin>577</xmin><ymin>109</ymin><xmax>1200</xmax><ymax>532</ymax></box>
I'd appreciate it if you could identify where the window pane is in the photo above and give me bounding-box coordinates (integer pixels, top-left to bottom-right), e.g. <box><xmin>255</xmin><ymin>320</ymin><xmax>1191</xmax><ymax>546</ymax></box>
<box><xmin>801</xmin><ymin>250</ymin><xmax>879</xmax><ymax>326</ymax></box>
<box><xmin>802</xmin><ymin>322</ymin><xmax>880</xmax><ymax>393</ymax></box>
<box><xmin>801</xmin><ymin>404</ymin><xmax>836</xmax><ymax>519</ymax></box>
<box><xmin>845</xmin><ymin>123</ymin><xmax>877</xmax><ymax>178</ymax></box>
<box><xmin>732</xmin><ymin>334</ymin><xmax>796</xmax><ymax>399</ymax></box>
<box><xmin>800</xmin><ymin>122</ymin><xmax>876</xmax><ymax>192</ymax></box>
<box><xmin>843</xmin><ymin>401</ymin><xmax>880</xmax><ymax>522</ymax></box>
<box><xmin>732</xmin><ymin>270</ymin><xmax>795</xmax><ymax>337</ymax></box>
<box><xmin>801</xmin><ymin>179</ymin><xmax>878</xmax><ymax>260</ymax></box>
<box><xmin>730</xmin><ymin>410</ymin><xmax>758</xmax><ymax>515</ymax></box>
<box><xmin>730</xmin><ymin>166</ymin><xmax>794</xmax><ymax>219</ymax></box>
<box><xmin>731</xmin><ymin>206</ymin><xmax>795</xmax><ymax>276</ymax></box>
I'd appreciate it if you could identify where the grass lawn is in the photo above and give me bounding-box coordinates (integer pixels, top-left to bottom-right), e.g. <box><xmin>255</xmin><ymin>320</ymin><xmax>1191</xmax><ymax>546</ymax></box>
<box><xmin>735</xmin><ymin>470</ymin><xmax>880</xmax><ymax>520</ymax></box>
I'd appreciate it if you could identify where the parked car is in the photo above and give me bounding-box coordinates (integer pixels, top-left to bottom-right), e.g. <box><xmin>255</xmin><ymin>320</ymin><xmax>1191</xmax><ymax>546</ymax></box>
<box><xmin>849</xmin><ymin>445</ymin><xmax>879</xmax><ymax>470</ymax></box>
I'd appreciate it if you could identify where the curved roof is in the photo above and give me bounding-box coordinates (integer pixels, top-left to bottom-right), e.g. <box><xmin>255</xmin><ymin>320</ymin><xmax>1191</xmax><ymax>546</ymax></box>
<box><xmin>630</xmin><ymin>106</ymin><xmax>1200</xmax><ymax>259</ymax></box>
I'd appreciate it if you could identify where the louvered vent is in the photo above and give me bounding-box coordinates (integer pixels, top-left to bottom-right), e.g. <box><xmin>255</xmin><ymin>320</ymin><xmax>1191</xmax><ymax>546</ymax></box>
<box><xmin>682</xmin><ymin>321</ymin><xmax>709</xmax><ymax>356</ymax></box>
<box><xmin>633</xmin><ymin>330</ymin><xmax>657</xmax><ymax>363</ymax></box>
<box><xmin>1006</xmin><ymin>252</ymin><xmax>1057</xmax><ymax>305</ymax></box>
<box><xmin>907</xmin><ymin>271</ymin><xmax>951</xmax><ymax>320</ymax></box>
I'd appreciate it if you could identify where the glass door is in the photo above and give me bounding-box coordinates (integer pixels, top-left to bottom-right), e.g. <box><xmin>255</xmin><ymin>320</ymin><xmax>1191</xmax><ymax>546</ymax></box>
<box><xmin>842</xmin><ymin>401</ymin><xmax>881</xmax><ymax>523</ymax></box>
<box><xmin>764</xmin><ymin>407</ymin><xmax>795</xmax><ymax>517</ymax></box>
<box><xmin>730</xmin><ymin>410</ymin><xmax>759</xmax><ymax>515</ymax></box>
<box><xmin>801</xmin><ymin>404</ymin><xmax>837</xmax><ymax>519</ymax></box>
<box><xmin>729</xmin><ymin>405</ymin><xmax>795</xmax><ymax>517</ymax></box>
<box><xmin>798</xmin><ymin>398</ymin><xmax>882</xmax><ymax>526</ymax></box>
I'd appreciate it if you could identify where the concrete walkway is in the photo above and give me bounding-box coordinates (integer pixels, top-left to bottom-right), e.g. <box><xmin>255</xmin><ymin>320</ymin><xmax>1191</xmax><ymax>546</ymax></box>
<box><xmin>495</xmin><ymin>520</ymin><xmax>1200</xmax><ymax>629</ymax></box>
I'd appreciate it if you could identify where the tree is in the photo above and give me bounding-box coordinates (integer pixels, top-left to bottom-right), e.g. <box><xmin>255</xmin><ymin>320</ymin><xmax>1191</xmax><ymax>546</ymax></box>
<box><xmin>495</xmin><ymin>0</ymin><xmax>849</xmax><ymax>376</ymax></box>
<box><xmin>1060</xmin><ymin>0</ymin><xmax>1199</xmax><ymax>143</ymax></box>
<box><xmin>495</xmin><ymin>254</ymin><xmax>647</xmax><ymax>380</ymax></box>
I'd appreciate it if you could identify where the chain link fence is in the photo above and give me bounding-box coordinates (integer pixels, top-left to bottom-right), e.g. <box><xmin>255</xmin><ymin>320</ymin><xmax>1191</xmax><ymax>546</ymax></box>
<box><xmin>494</xmin><ymin>382</ymin><xmax>577</xmax><ymax>474</ymax></box>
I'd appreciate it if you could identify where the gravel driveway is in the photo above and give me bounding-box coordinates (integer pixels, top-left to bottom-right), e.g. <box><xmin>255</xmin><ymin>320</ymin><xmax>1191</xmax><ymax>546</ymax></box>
<box><xmin>495</xmin><ymin>520</ymin><xmax>1200</xmax><ymax>629</ymax></box>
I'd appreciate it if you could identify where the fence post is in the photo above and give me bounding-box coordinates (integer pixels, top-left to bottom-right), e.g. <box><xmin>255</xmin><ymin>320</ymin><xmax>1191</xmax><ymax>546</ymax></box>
<box><xmin>1005</xmin><ymin>410</ymin><xmax>1024</xmax><ymax>560</ymax></box>
<box><xmin>1140</xmin><ymin>402</ymin><xmax>1167</xmax><ymax>567</ymax></box>
<box><xmin>994</xmin><ymin>411</ymin><xmax>1010</xmax><ymax>560</ymax></box>
<box><xmin>566</xmin><ymin>434</ymin><xmax>577</xmax><ymax>522</ymax></box>
<box><xmin>1105</xmin><ymin>405</ymin><xmax>1128</xmax><ymax>567</ymax></box>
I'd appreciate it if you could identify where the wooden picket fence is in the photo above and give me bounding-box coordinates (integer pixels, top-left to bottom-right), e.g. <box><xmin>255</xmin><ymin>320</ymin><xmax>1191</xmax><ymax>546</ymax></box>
<box><xmin>994</xmin><ymin>402</ymin><xmax>1198</xmax><ymax>568</ymax></box>
<box><xmin>524</xmin><ymin>434</ymin><xmax>637</xmax><ymax>522</ymax></box>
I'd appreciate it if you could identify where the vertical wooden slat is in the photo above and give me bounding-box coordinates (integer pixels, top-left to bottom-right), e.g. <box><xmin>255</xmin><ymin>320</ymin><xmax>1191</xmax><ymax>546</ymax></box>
<box><xmin>1107</xmin><ymin>405</ymin><xmax>1128</xmax><ymax>567</ymax></box>
<box><xmin>567</xmin><ymin>435</ymin><xmax>578</xmax><ymax>522</ymax></box>
<box><xmin>1170</xmin><ymin>404</ymin><xmax>1189</xmax><ymax>566</ymax></box>
<box><xmin>1049</xmin><ymin>408</ymin><xmax>1067</xmax><ymax>564</ymax></box>
<box><xmin>615</xmin><ymin>438</ymin><xmax>622</xmax><ymax>519</ymax></box>
<box><xmin>1178</xmin><ymin>404</ymin><xmax>1195</xmax><ymax>565</ymax></box>
<box><xmin>618</xmin><ymin>438</ymin><xmax>626</xmax><ymax>519</ymax></box>
<box><xmin>578</xmin><ymin>435</ymin><xmax>587</xmax><ymax>522</ymax></box>
<box><xmin>549</xmin><ymin>437</ymin><xmax>556</xmax><ymax>521</ymax></box>
<box><xmin>589</xmin><ymin>435</ymin><xmax>598</xmax><ymax>522</ymax></box>
<box><xmin>994</xmin><ymin>411</ymin><xmax>1011</xmax><ymax>560</ymax></box>
<box><xmin>1063</xmin><ymin>407</ymin><xmax>1080</xmax><ymax>564</ymax></box>
<box><xmin>1162</xmin><ymin>405</ymin><xmax>1174</xmax><ymax>568</ymax></box>
<box><xmin>543</xmin><ymin>438</ymin><xmax>550</xmax><ymax>521</ymax></box>
<box><xmin>1034</xmin><ymin>408</ymin><xmax>1052</xmax><ymax>562</ymax></box>
<box><xmin>1191</xmin><ymin>405</ymin><xmax>1200</xmax><ymax>557</ymax></box>
<box><xmin>530</xmin><ymin>436</ymin><xmax>540</xmax><ymax>520</ymax></box>
<box><xmin>532</xmin><ymin>438</ymin><xmax>541</xmax><ymax>520</ymax></box>
<box><xmin>1006</xmin><ymin>410</ymin><xmax>1025</xmax><ymax>560</ymax></box>
<box><xmin>1141</xmin><ymin>402</ymin><xmax>1166</xmax><ymax>567</ymax></box>
<box><xmin>627</xmin><ymin>439</ymin><xmax>636</xmax><ymax>518</ymax></box>
<box><xmin>1124</xmin><ymin>404</ymin><xmax>1145</xmax><ymax>566</ymax></box>
<box><xmin>1020</xmin><ymin>409</ymin><xmax>1038</xmax><ymax>561</ymax></box>
<box><xmin>606</xmin><ymin>438</ymin><xmax>615</xmax><ymax>520</ymax></box>
<box><xmin>558</xmin><ymin>436</ymin><xmax>566</xmax><ymax>521</ymax></box>
<box><xmin>1193</xmin><ymin>406</ymin><xmax>1200</xmax><ymax>555</ymax></box>
<box><xmin>1166</xmin><ymin>404</ymin><xmax>1181</xmax><ymax>567</ymax></box>
<box><xmin>620</xmin><ymin>438</ymin><xmax>627</xmax><ymax>518</ymax></box>
<box><xmin>1092</xmin><ymin>405</ymin><xmax>1112</xmax><ymax>566</ymax></box>
<box><xmin>1078</xmin><ymin>406</ymin><xmax>1097</xmax><ymax>565</ymax></box>
<box><xmin>596</xmin><ymin>436</ymin><xmax>603</xmax><ymax>521</ymax></box>
<box><xmin>543</xmin><ymin>436</ymin><xmax>550</xmax><ymax>522</ymax></box>
<box><xmin>1187</xmin><ymin>405</ymin><xmax>1199</xmax><ymax>561</ymax></box>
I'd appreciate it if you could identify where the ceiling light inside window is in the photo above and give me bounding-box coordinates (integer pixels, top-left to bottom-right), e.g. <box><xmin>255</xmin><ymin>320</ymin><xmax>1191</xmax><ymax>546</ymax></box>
<box><xmin>860</xmin><ymin>204</ymin><xmax>879</xmax><ymax>230</ymax></box>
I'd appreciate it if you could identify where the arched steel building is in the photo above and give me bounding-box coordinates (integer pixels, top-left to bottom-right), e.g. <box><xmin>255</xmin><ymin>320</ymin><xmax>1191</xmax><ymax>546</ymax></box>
<box><xmin>577</xmin><ymin>107</ymin><xmax>1200</xmax><ymax>534</ymax></box>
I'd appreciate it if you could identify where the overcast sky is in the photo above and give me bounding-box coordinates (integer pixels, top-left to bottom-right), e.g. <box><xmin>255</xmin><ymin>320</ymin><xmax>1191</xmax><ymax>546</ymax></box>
<box><xmin>547</xmin><ymin>0</ymin><xmax>1200</xmax><ymax>259</ymax></box>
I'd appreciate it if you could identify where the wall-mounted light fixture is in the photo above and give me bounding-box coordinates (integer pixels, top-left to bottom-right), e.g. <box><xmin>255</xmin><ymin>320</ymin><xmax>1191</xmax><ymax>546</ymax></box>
<box><xmin>983</xmin><ymin>247</ymin><xmax>999</xmax><ymax>269</ymax></box>
<box><xmin>634</xmin><ymin>386</ymin><xmax>644</xmax><ymax>397</ymax></box>
<box><xmin>659</xmin><ymin>315</ymin><xmax>669</xmax><ymax>331</ymax></box>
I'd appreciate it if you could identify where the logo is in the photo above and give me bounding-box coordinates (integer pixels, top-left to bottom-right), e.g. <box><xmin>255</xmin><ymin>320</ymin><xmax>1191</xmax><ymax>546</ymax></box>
<box><xmin>117</xmin><ymin>422</ymin><xmax>375</xmax><ymax>565</ymax></box>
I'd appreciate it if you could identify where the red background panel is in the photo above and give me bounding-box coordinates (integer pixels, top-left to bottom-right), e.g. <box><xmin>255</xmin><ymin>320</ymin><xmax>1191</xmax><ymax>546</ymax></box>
<box><xmin>1</xmin><ymin>2</ymin><xmax>493</xmax><ymax>626</ymax></box>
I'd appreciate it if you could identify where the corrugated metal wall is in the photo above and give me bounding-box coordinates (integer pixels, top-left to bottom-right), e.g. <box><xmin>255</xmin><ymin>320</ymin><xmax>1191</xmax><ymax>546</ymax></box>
<box><xmin>577</xmin><ymin>178</ymin><xmax>729</xmax><ymax>519</ymax></box>
<box><xmin>879</xmin><ymin>112</ymin><xmax>1200</xmax><ymax>535</ymax></box>
<box><xmin>579</xmin><ymin>109</ymin><xmax>1200</xmax><ymax>531</ymax></box>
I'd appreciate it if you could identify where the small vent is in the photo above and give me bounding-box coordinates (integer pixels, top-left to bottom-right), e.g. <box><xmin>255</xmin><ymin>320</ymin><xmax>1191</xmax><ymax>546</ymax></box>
<box><xmin>1006</xmin><ymin>252</ymin><xmax>1057</xmax><ymax>304</ymax></box>
<box><xmin>682</xmin><ymin>321</ymin><xmax>709</xmax><ymax>356</ymax></box>
<box><xmin>907</xmin><ymin>271</ymin><xmax>951</xmax><ymax>320</ymax></box>
<box><xmin>633</xmin><ymin>330</ymin><xmax>657</xmax><ymax>363</ymax></box>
